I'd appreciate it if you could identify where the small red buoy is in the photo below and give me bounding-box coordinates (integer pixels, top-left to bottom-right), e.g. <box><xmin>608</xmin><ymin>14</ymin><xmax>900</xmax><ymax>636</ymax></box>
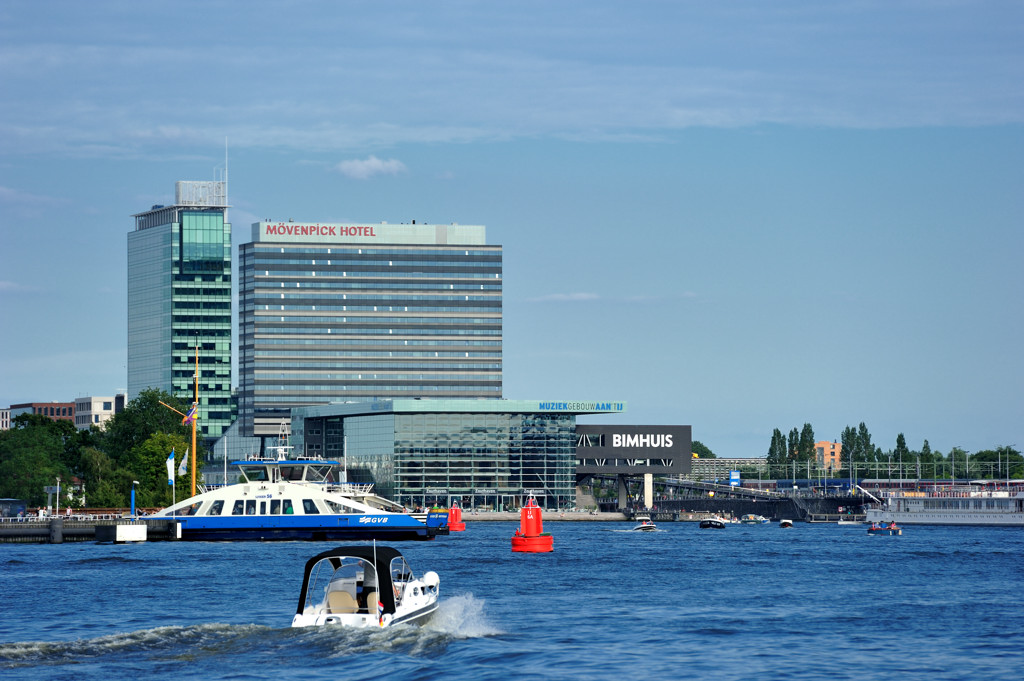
<box><xmin>511</xmin><ymin>496</ymin><xmax>553</xmax><ymax>552</ymax></box>
<box><xmin>448</xmin><ymin>500</ymin><xmax>466</xmax><ymax>532</ymax></box>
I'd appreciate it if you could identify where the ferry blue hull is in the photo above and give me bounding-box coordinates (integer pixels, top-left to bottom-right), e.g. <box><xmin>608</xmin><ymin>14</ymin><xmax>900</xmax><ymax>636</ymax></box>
<box><xmin>171</xmin><ymin>514</ymin><xmax>438</xmax><ymax>541</ymax></box>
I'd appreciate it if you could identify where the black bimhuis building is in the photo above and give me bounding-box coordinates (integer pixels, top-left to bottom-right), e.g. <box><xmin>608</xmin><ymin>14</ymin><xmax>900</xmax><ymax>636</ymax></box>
<box><xmin>575</xmin><ymin>425</ymin><xmax>691</xmax><ymax>477</ymax></box>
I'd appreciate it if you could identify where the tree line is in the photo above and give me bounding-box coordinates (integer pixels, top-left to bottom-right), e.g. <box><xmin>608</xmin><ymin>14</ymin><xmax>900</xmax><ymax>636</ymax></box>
<box><xmin>0</xmin><ymin>389</ymin><xmax>207</xmax><ymax>508</ymax></box>
<box><xmin>765</xmin><ymin>421</ymin><xmax>1022</xmax><ymax>479</ymax></box>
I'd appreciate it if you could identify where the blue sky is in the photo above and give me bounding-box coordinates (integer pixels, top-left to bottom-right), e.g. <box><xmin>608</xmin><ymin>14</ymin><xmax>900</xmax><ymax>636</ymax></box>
<box><xmin>1</xmin><ymin>1</ymin><xmax>1021</xmax><ymax>458</ymax></box>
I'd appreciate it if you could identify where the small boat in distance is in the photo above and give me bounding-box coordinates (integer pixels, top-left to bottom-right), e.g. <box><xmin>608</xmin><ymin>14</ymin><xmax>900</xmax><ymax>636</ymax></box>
<box><xmin>779</xmin><ymin>519</ymin><xmax>794</xmax><ymax>528</ymax></box>
<box><xmin>631</xmin><ymin>513</ymin><xmax>657</xmax><ymax>532</ymax></box>
<box><xmin>292</xmin><ymin>546</ymin><xmax>439</xmax><ymax>629</ymax></box>
<box><xmin>740</xmin><ymin>514</ymin><xmax>769</xmax><ymax>524</ymax></box>
<box><xmin>699</xmin><ymin>517</ymin><xmax>726</xmax><ymax>529</ymax></box>
<box><xmin>867</xmin><ymin>522</ymin><xmax>902</xmax><ymax>536</ymax></box>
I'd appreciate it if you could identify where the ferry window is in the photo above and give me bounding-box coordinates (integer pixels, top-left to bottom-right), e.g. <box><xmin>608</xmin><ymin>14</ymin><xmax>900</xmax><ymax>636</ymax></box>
<box><xmin>259</xmin><ymin>501</ymin><xmax>266</xmax><ymax>515</ymax></box>
<box><xmin>325</xmin><ymin>500</ymin><xmax>346</xmax><ymax>513</ymax></box>
<box><xmin>283</xmin><ymin>500</ymin><xmax>295</xmax><ymax>514</ymax></box>
<box><xmin>270</xmin><ymin>499</ymin><xmax>281</xmax><ymax>514</ymax></box>
<box><xmin>279</xmin><ymin>466</ymin><xmax>304</xmax><ymax>481</ymax></box>
<box><xmin>184</xmin><ymin>502</ymin><xmax>202</xmax><ymax>516</ymax></box>
<box><xmin>241</xmin><ymin>467</ymin><xmax>269</xmax><ymax>482</ymax></box>
<box><xmin>303</xmin><ymin>499</ymin><xmax>320</xmax><ymax>514</ymax></box>
<box><xmin>207</xmin><ymin>500</ymin><xmax>224</xmax><ymax>516</ymax></box>
<box><xmin>232</xmin><ymin>500</ymin><xmax>244</xmax><ymax>515</ymax></box>
<box><xmin>245</xmin><ymin>500</ymin><xmax>257</xmax><ymax>515</ymax></box>
<box><xmin>307</xmin><ymin>466</ymin><xmax>330</xmax><ymax>483</ymax></box>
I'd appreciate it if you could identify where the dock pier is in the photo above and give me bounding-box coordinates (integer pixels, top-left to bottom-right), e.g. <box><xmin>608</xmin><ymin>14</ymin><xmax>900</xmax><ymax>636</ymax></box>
<box><xmin>0</xmin><ymin>516</ymin><xmax>181</xmax><ymax>544</ymax></box>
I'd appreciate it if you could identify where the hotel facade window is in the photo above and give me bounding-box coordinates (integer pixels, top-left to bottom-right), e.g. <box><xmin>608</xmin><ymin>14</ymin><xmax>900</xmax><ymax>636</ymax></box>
<box><xmin>128</xmin><ymin>181</ymin><xmax>234</xmax><ymax>442</ymax></box>
<box><xmin>238</xmin><ymin>221</ymin><xmax>502</xmax><ymax>439</ymax></box>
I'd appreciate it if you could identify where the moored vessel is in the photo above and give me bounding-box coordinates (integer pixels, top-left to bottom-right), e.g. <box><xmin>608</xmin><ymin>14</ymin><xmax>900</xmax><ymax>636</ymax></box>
<box><xmin>864</xmin><ymin>482</ymin><xmax>1024</xmax><ymax>526</ymax></box>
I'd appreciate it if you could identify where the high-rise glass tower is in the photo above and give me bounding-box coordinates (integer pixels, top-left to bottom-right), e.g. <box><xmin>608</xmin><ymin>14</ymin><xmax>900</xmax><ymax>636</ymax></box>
<box><xmin>128</xmin><ymin>181</ymin><xmax>234</xmax><ymax>442</ymax></box>
<box><xmin>238</xmin><ymin>220</ymin><xmax>502</xmax><ymax>439</ymax></box>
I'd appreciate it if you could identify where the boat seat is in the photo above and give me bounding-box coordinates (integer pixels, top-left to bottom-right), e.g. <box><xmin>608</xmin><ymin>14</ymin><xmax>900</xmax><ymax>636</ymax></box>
<box><xmin>327</xmin><ymin>590</ymin><xmax>358</xmax><ymax>614</ymax></box>
<box><xmin>363</xmin><ymin>590</ymin><xmax>378</xmax><ymax>614</ymax></box>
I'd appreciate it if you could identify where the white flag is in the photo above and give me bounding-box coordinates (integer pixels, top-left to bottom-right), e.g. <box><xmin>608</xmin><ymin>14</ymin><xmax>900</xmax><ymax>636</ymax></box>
<box><xmin>166</xmin><ymin>449</ymin><xmax>175</xmax><ymax>486</ymax></box>
<box><xmin>178</xmin><ymin>448</ymin><xmax>189</xmax><ymax>477</ymax></box>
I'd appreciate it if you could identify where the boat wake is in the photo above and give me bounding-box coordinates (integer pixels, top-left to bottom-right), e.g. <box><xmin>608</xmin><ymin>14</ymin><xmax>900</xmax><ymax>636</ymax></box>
<box><xmin>0</xmin><ymin>622</ymin><xmax>272</xmax><ymax>669</ymax></box>
<box><xmin>0</xmin><ymin>595</ymin><xmax>500</xmax><ymax>670</ymax></box>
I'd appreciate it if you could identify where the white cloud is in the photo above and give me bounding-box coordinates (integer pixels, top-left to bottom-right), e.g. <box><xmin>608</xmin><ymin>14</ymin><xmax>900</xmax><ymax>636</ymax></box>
<box><xmin>529</xmin><ymin>292</ymin><xmax>601</xmax><ymax>303</ymax></box>
<box><xmin>0</xmin><ymin>281</ymin><xmax>41</xmax><ymax>293</ymax></box>
<box><xmin>333</xmin><ymin>156</ymin><xmax>407</xmax><ymax>180</ymax></box>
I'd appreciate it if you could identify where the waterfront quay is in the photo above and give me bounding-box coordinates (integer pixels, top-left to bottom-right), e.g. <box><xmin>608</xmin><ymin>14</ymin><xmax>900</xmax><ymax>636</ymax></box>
<box><xmin>0</xmin><ymin>515</ymin><xmax>179</xmax><ymax>544</ymax></box>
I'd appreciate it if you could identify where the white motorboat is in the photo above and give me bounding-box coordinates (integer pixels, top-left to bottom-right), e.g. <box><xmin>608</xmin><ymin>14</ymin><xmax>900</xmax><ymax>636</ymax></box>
<box><xmin>779</xmin><ymin>519</ymin><xmax>794</xmax><ymax>528</ymax></box>
<box><xmin>631</xmin><ymin>513</ymin><xmax>657</xmax><ymax>531</ymax></box>
<box><xmin>699</xmin><ymin>516</ymin><xmax>726</xmax><ymax>529</ymax></box>
<box><xmin>740</xmin><ymin>514</ymin><xmax>769</xmax><ymax>524</ymax></box>
<box><xmin>292</xmin><ymin>546</ymin><xmax>439</xmax><ymax>629</ymax></box>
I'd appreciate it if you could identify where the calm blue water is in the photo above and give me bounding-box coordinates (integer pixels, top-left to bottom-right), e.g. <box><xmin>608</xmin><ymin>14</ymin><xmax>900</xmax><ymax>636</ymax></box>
<box><xmin>2</xmin><ymin>521</ymin><xmax>1023</xmax><ymax>680</ymax></box>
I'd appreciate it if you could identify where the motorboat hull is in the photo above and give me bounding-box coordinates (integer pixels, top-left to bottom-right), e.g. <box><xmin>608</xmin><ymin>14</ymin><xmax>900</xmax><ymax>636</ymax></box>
<box><xmin>699</xmin><ymin>520</ymin><xmax>726</xmax><ymax>529</ymax></box>
<box><xmin>867</xmin><ymin>527</ymin><xmax>902</xmax><ymax>536</ymax></box>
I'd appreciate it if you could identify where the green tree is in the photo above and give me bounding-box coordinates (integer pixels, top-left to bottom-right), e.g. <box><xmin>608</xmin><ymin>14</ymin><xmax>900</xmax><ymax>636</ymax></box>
<box><xmin>767</xmin><ymin>429</ymin><xmax>787</xmax><ymax>467</ymax></box>
<box><xmin>840</xmin><ymin>425</ymin><xmax>859</xmax><ymax>474</ymax></box>
<box><xmin>692</xmin><ymin>441</ymin><xmax>715</xmax><ymax>459</ymax></box>
<box><xmin>787</xmin><ymin>428</ymin><xmax>799</xmax><ymax>462</ymax></box>
<box><xmin>127</xmin><ymin>432</ymin><xmax>191</xmax><ymax>507</ymax></box>
<box><xmin>101</xmin><ymin>388</ymin><xmax>198</xmax><ymax>466</ymax></box>
<box><xmin>0</xmin><ymin>415</ymin><xmax>72</xmax><ymax>504</ymax></box>
<box><xmin>798</xmin><ymin>423</ymin><xmax>816</xmax><ymax>462</ymax></box>
<box><xmin>857</xmin><ymin>423</ymin><xmax>876</xmax><ymax>464</ymax></box>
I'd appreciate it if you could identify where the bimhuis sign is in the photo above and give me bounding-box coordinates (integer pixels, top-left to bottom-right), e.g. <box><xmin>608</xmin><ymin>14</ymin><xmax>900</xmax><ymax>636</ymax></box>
<box><xmin>574</xmin><ymin>424</ymin><xmax>691</xmax><ymax>475</ymax></box>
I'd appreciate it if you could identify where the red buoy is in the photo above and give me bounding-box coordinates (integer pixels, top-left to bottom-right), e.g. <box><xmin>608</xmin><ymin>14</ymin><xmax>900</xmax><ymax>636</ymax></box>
<box><xmin>511</xmin><ymin>497</ymin><xmax>553</xmax><ymax>552</ymax></box>
<box><xmin>448</xmin><ymin>500</ymin><xmax>466</xmax><ymax>532</ymax></box>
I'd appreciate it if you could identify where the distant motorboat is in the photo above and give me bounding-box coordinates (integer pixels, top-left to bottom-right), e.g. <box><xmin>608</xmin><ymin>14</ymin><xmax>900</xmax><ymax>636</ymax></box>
<box><xmin>699</xmin><ymin>517</ymin><xmax>726</xmax><ymax>529</ymax></box>
<box><xmin>631</xmin><ymin>513</ymin><xmax>657</xmax><ymax>532</ymax></box>
<box><xmin>740</xmin><ymin>514</ymin><xmax>769</xmax><ymax>524</ymax></box>
<box><xmin>779</xmin><ymin>519</ymin><xmax>794</xmax><ymax>528</ymax></box>
<box><xmin>867</xmin><ymin>522</ymin><xmax>902</xmax><ymax>536</ymax></box>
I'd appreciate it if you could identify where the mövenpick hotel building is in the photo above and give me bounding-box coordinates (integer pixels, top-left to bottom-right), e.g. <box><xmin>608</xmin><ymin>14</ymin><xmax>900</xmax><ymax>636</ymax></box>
<box><xmin>238</xmin><ymin>220</ymin><xmax>503</xmax><ymax>439</ymax></box>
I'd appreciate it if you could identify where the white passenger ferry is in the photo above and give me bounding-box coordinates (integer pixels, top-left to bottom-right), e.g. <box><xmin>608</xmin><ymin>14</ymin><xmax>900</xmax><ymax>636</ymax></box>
<box><xmin>865</xmin><ymin>481</ymin><xmax>1024</xmax><ymax>526</ymax></box>
<box><xmin>154</xmin><ymin>456</ymin><xmax>445</xmax><ymax>541</ymax></box>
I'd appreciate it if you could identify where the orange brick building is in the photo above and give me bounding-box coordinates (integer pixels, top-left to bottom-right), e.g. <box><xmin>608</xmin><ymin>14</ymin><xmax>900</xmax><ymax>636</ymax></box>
<box><xmin>815</xmin><ymin>440</ymin><xmax>843</xmax><ymax>472</ymax></box>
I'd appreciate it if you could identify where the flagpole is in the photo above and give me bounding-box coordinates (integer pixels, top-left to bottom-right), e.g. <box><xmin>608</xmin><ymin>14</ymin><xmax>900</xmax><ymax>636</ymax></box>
<box><xmin>191</xmin><ymin>341</ymin><xmax>198</xmax><ymax>497</ymax></box>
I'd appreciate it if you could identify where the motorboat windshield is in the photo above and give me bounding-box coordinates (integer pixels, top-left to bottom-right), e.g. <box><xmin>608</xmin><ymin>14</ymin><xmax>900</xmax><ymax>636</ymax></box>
<box><xmin>302</xmin><ymin>555</ymin><xmax>382</xmax><ymax>617</ymax></box>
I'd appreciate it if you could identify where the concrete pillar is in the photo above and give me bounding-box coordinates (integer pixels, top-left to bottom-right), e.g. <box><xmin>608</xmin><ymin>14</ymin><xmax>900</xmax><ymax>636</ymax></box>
<box><xmin>617</xmin><ymin>475</ymin><xmax>628</xmax><ymax>509</ymax></box>
<box><xmin>48</xmin><ymin>518</ymin><xmax>64</xmax><ymax>544</ymax></box>
<box><xmin>644</xmin><ymin>473</ymin><xmax>653</xmax><ymax>509</ymax></box>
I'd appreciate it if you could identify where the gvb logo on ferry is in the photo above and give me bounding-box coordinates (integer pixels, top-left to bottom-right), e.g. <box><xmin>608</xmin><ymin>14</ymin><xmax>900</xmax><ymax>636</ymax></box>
<box><xmin>358</xmin><ymin>516</ymin><xmax>389</xmax><ymax>524</ymax></box>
